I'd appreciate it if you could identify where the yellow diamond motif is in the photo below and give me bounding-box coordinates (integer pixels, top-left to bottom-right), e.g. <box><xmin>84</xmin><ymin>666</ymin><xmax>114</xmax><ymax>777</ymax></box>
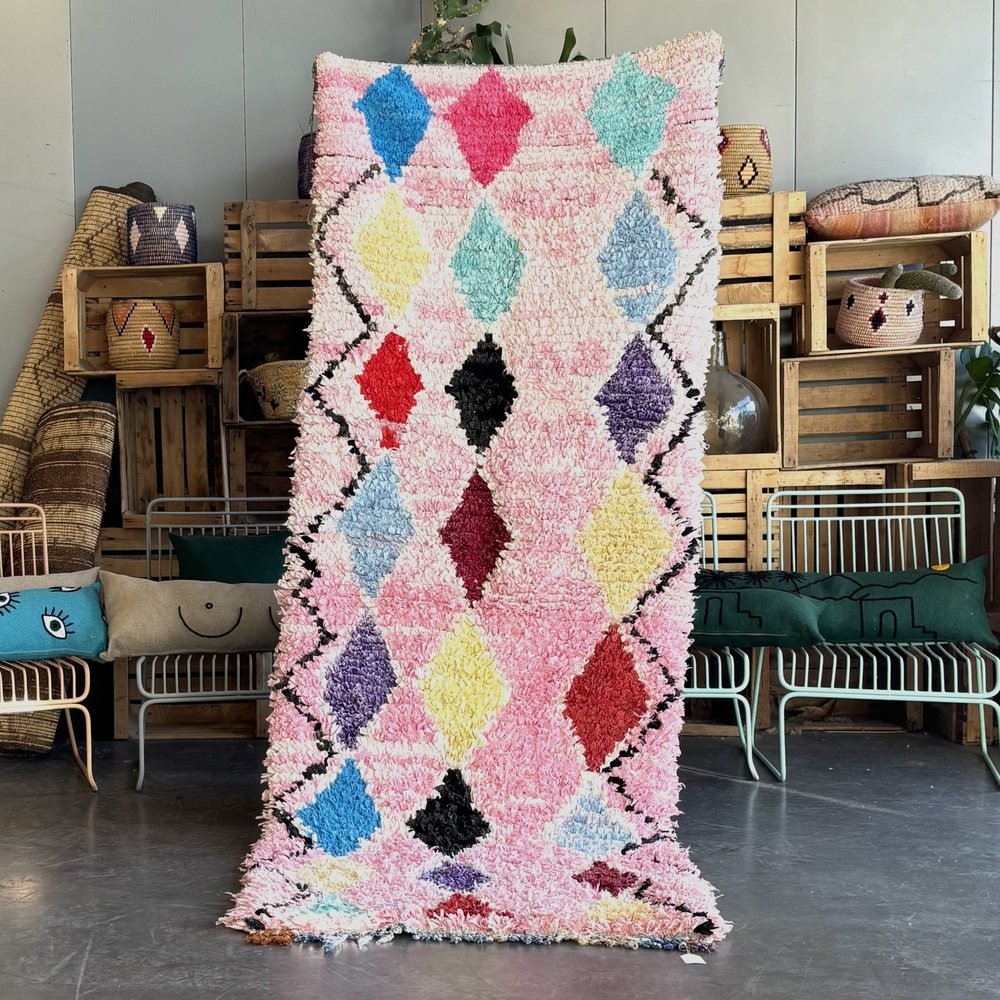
<box><xmin>296</xmin><ymin>857</ymin><xmax>368</xmax><ymax>894</ymax></box>
<box><xmin>578</xmin><ymin>471</ymin><xmax>673</xmax><ymax>616</ymax></box>
<box><xmin>355</xmin><ymin>190</ymin><xmax>430</xmax><ymax>315</ymax></box>
<box><xmin>420</xmin><ymin>615</ymin><xmax>508</xmax><ymax>764</ymax></box>
<box><xmin>585</xmin><ymin>897</ymin><xmax>659</xmax><ymax>923</ymax></box>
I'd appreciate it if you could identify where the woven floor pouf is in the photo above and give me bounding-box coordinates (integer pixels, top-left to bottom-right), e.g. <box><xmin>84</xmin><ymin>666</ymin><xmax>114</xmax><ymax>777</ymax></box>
<box><xmin>225</xmin><ymin>33</ymin><xmax>730</xmax><ymax>951</ymax></box>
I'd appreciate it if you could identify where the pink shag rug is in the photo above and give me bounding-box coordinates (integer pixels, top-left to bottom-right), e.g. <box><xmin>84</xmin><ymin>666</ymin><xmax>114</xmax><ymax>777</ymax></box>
<box><xmin>224</xmin><ymin>31</ymin><xmax>730</xmax><ymax>951</ymax></box>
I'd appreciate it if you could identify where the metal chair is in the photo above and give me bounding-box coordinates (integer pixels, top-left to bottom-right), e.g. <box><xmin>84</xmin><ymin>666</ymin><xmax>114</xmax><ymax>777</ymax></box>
<box><xmin>0</xmin><ymin>504</ymin><xmax>96</xmax><ymax>790</ymax></box>
<box><xmin>751</xmin><ymin>487</ymin><xmax>1000</xmax><ymax>785</ymax></box>
<box><xmin>134</xmin><ymin>496</ymin><xmax>288</xmax><ymax>790</ymax></box>
<box><xmin>685</xmin><ymin>491</ymin><xmax>759</xmax><ymax>778</ymax></box>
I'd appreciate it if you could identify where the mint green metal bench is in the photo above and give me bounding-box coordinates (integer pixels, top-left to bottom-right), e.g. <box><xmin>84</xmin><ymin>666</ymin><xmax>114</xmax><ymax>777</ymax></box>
<box><xmin>750</xmin><ymin>487</ymin><xmax>1000</xmax><ymax>786</ymax></box>
<box><xmin>685</xmin><ymin>491</ymin><xmax>759</xmax><ymax>779</ymax></box>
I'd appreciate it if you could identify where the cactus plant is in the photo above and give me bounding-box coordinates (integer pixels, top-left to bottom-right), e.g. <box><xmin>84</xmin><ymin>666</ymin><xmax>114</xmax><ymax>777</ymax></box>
<box><xmin>878</xmin><ymin>263</ymin><xmax>963</xmax><ymax>299</ymax></box>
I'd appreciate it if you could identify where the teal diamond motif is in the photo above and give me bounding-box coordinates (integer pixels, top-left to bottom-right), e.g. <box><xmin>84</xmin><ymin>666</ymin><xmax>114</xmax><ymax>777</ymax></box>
<box><xmin>586</xmin><ymin>54</ymin><xmax>678</xmax><ymax>176</ymax></box>
<box><xmin>339</xmin><ymin>457</ymin><xmax>413</xmax><ymax>597</ymax></box>
<box><xmin>451</xmin><ymin>203</ymin><xmax>526</xmax><ymax>324</ymax></box>
<box><xmin>599</xmin><ymin>191</ymin><xmax>677</xmax><ymax>323</ymax></box>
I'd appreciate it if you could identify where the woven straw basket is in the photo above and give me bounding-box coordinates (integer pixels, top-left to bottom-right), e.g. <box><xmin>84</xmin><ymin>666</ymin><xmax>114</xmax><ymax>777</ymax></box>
<box><xmin>126</xmin><ymin>202</ymin><xmax>197</xmax><ymax>265</ymax></box>
<box><xmin>719</xmin><ymin>125</ymin><xmax>772</xmax><ymax>196</ymax></box>
<box><xmin>244</xmin><ymin>360</ymin><xmax>307</xmax><ymax>420</ymax></box>
<box><xmin>0</xmin><ymin>708</ymin><xmax>60</xmax><ymax>756</ymax></box>
<box><xmin>106</xmin><ymin>299</ymin><xmax>178</xmax><ymax>370</ymax></box>
<box><xmin>835</xmin><ymin>275</ymin><xmax>925</xmax><ymax>349</ymax></box>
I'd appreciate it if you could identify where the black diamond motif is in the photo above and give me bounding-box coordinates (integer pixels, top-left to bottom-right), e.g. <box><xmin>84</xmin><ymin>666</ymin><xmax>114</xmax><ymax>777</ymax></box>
<box><xmin>445</xmin><ymin>334</ymin><xmax>517</xmax><ymax>451</ymax></box>
<box><xmin>906</xmin><ymin>299</ymin><xmax>916</xmax><ymax>316</ymax></box>
<box><xmin>846</xmin><ymin>294</ymin><xmax>855</xmax><ymax>309</ymax></box>
<box><xmin>869</xmin><ymin>308</ymin><xmax>887</xmax><ymax>332</ymax></box>
<box><xmin>407</xmin><ymin>769</ymin><xmax>490</xmax><ymax>856</ymax></box>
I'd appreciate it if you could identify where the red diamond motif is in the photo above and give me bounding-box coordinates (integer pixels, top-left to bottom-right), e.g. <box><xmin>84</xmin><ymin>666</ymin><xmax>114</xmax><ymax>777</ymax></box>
<box><xmin>141</xmin><ymin>326</ymin><xmax>156</xmax><ymax>354</ymax></box>
<box><xmin>440</xmin><ymin>472</ymin><xmax>511</xmax><ymax>604</ymax></box>
<box><xmin>356</xmin><ymin>332</ymin><xmax>424</xmax><ymax>424</ymax></box>
<box><xmin>426</xmin><ymin>892</ymin><xmax>509</xmax><ymax>920</ymax></box>
<box><xmin>573</xmin><ymin>861</ymin><xmax>639</xmax><ymax>897</ymax></box>
<box><xmin>564</xmin><ymin>627</ymin><xmax>649</xmax><ymax>771</ymax></box>
<box><xmin>446</xmin><ymin>68</ymin><xmax>532</xmax><ymax>187</ymax></box>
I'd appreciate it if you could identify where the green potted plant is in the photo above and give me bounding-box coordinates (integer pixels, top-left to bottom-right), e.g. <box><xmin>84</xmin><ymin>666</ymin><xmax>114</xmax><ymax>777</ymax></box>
<box><xmin>956</xmin><ymin>331</ymin><xmax>1000</xmax><ymax>458</ymax></box>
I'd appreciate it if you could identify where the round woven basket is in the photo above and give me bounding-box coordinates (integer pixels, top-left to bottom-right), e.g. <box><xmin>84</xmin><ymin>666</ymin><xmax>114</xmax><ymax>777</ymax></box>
<box><xmin>126</xmin><ymin>202</ymin><xmax>197</xmax><ymax>265</ymax></box>
<box><xmin>719</xmin><ymin>125</ymin><xmax>772</xmax><ymax>197</ymax></box>
<box><xmin>106</xmin><ymin>299</ymin><xmax>179</xmax><ymax>370</ymax></box>
<box><xmin>835</xmin><ymin>275</ymin><xmax>925</xmax><ymax>349</ymax></box>
<box><xmin>244</xmin><ymin>360</ymin><xmax>307</xmax><ymax>420</ymax></box>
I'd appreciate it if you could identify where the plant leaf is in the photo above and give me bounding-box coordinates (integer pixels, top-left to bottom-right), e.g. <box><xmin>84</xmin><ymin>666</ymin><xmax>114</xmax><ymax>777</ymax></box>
<box><xmin>559</xmin><ymin>27</ymin><xmax>577</xmax><ymax>63</ymax></box>
<box><xmin>966</xmin><ymin>357</ymin><xmax>995</xmax><ymax>383</ymax></box>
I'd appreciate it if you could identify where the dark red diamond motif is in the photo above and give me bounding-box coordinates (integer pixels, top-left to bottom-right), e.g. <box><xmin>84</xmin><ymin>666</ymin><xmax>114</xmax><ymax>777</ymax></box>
<box><xmin>573</xmin><ymin>861</ymin><xmax>639</xmax><ymax>897</ymax></box>
<box><xmin>141</xmin><ymin>326</ymin><xmax>156</xmax><ymax>354</ymax></box>
<box><xmin>426</xmin><ymin>892</ymin><xmax>510</xmax><ymax>920</ymax></box>
<box><xmin>878</xmin><ymin>292</ymin><xmax>889</xmax><ymax>304</ymax></box>
<box><xmin>440</xmin><ymin>472</ymin><xmax>511</xmax><ymax>603</ymax></box>
<box><xmin>869</xmin><ymin>308</ymin><xmax>887</xmax><ymax>332</ymax></box>
<box><xmin>564</xmin><ymin>627</ymin><xmax>649</xmax><ymax>771</ymax></box>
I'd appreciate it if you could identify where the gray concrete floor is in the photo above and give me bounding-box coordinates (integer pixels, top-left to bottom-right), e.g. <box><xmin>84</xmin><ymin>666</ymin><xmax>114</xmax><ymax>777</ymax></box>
<box><xmin>0</xmin><ymin>732</ymin><xmax>998</xmax><ymax>1000</ymax></box>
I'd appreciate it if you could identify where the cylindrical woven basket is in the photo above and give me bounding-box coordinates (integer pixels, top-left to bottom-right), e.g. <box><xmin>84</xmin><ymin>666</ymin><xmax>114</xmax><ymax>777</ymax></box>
<box><xmin>106</xmin><ymin>299</ymin><xmax>179</xmax><ymax>370</ymax></box>
<box><xmin>126</xmin><ymin>202</ymin><xmax>197</xmax><ymax>265</ymax></box>
<box><xmin>244</xmin><ymin>360</ymin><xmax>307</xmax><ymax>420</ymax></box>
<box><xmin>835</xmin><ymin>275</ymin><xmax>925</xmax><ymax>349</ymax></box>
<box><xmin>0</xmin><ymin>709</ymin><xmax>60</xmax><ymax>756</ymax></box>
<box><xmin>719</xmin><ymin>125</ymin><xmax>773</xmax><ymax>197</ymax></box>
<box><xmin>297</xmin><ymin>132</ymin><xmax>317</xmax><ymax>199</ymax></box>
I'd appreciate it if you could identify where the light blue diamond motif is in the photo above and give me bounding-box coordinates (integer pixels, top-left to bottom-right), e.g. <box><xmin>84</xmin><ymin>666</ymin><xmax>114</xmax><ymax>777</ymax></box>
<box><xmin>451</xmin><ymin>203</ymin><xmax>526</xmax><ymax>324</ymax></box>
<box><xmin>296</xmin><ymin>759</ymin><xmax>381</xmax><ymax>856</ymax></box>
<box><xmin>586</xmin><ymin>54</ymin><xmax>677</xmax><ymax>176</ymax></box>
<box><xmin>354</xmin><ymin>66</ymin><xmax>432</xmax><ymax>181</ymax></box>
<box><xmin>599</xmin><ymin>192</ymin><xmax>677</xmax><ymax>323</ymax></box>
<box><xmin>555</xmin><ymin>791</ymin><xmax>634</xmax><ymax>860</ymax></box>
<box><xmin>339</xmin><ymin>457</ymin><xmax>413</xmax><ymax>596</ymax></box>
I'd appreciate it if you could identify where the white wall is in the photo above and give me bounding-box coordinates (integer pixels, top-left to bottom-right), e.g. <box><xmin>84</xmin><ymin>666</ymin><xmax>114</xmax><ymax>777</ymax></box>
<box><xmin>0</xmin><ymin>0</ymin><xmax>75</xmax><ymax>411</ymax></box>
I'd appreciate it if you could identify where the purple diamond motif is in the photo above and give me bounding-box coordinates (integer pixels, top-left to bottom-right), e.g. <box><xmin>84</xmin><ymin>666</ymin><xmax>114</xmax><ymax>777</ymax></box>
<box><xmin>325</xmin><ymin>615</ymin><xmax>396</xmax><ymax>748</ymax></box>
<box><xmin>595</xmin><ymin>337</ymin><xmax>673</xmax><ymax>462</ymax></box>
<box><xmin>420</xmin><ymin>861</ymin><xmax>489</xmax><ymax>892</ymax></box>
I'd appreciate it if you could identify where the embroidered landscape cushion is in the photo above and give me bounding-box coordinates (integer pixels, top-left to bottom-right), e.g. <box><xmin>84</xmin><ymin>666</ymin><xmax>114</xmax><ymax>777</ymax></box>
<box><xmin>168</xmin><ymin>531</ymin><xmax>290</xmax><ymax>584</ymax></box>
<box><xmin>99</xmin><ymin>571</ymin><xmax>280</xmax><ymax>659</ymax></box>
<box><xmin>696</xmin><ymin>558</ymin><xmax>996</xmax><ymax>645</ymax></box>
<box><xmin>805</xmin><ymin>175</ymin><xmax>1000</xmax><ymax>240</ymax></box>
<box><xmin>0</xmin><ymin>582</ymin><xmax>106</xmax><ymax>659</ymax></box>
<box><xmin>690</xmin><ymin>587</ymin><xmax>825</xmax><ymax>648</ymax></box>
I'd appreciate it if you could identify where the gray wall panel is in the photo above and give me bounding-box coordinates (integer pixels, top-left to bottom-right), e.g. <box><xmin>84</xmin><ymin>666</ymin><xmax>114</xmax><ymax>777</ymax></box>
<box><xmin>70</xmin><ymin>0</ymin><xmax>246</xmax><ymax>262</ymax></box>
<box><xmin>244</xmin><ymin>0</ymin><xmax>419</xmax><ymax>201</ymax></box>
<box><xmin>607</xmin><ymin>1</ymin><xmax>796</xmax><ymax>192</ymax></box>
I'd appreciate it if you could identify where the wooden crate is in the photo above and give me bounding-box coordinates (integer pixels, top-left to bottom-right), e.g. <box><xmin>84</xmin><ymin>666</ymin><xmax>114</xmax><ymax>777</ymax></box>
<box><xmin>63</xmin><ymin>263</ymin><xmax>223</xmax><ymax>377</ymax></box>
<box><xmin>705</xmin><ymin>304</ymin><xmax>782</xmax><ymax>470</ymax></box>
<box><xmin>801</xmin><ymin>230</ymin><xmax>987</xmax><ymax>355</ymax></box>
<box><xmin>226</xmin><ymin>424</ymin><xmax>296</xmax><ymax>500</ymax></box>
<box><xmin>116</xmin><ymin>383</ymin><xmax>224</xmax><ymax>523</ymax></box>
<box><xmin>782</xmin><ymin>349</ymin><xmax>955</xmax><ymax>468</ymax></box>
<box><xmin>223</xmin><ymin>200</ymin><xmax>312</xmax><ymax>311</ymax></box>
<box><xmin>717</xmin><ymin>191</ymin><xmax>806</xmax><ymax>307</ymax></box>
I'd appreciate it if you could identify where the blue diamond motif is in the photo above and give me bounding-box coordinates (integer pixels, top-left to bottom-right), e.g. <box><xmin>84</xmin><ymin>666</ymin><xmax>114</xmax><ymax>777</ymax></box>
<box><xmin>599</xmin><ymin>192</ymin><xmax>676</xmax><ymax>324</ymax></box>
<box><xmin>296</xmin><ymin>759</ymin><xmax>381</xmax><ymax>856</ymax></box>
<box><xmin>451</xmin><ymin>203</ymin><xmax>526</xmax><ymax>324</ymax></box>
<box><xmin>339</xmin><ymin>457</ymin><xmax>413</xmax><ymax>597</ymax></box>
<box><xmin>354</xmin><ymin>66</ymin><xmax>432</xmax><ymax>181</ymax></box>
<box><xmin>554</xmin><ymin>791</ymin><xmax>634</xmax><ymax>860</ymax></box>
<box><xmin>586</xmin><ymin>54</ymin><xmax>677</xmax><ymax>176</ymax></box>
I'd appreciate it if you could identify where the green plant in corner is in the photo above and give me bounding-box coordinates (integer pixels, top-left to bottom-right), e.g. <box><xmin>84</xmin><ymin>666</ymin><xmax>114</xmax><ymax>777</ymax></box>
<box><xmin>956</xmin><ymin>331</ymin><xmax>1000</xmax><ymax>459</ymax></box>
<box><xmin>409</xmin><ymin>0</ymin><xmax>585</xmax><ymax>65</ymax></box>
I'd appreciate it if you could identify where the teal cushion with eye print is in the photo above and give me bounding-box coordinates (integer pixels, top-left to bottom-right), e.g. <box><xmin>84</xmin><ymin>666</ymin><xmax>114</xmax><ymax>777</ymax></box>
<box><xmin>0</xmin><ymin>582</ymin><xmax>107</xmax><ymax>659</ymax></box>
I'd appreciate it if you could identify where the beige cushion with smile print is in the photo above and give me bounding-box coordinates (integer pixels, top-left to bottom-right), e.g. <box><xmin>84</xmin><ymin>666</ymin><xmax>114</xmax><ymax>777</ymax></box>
<box><xmin>98</xmin><ymin>571</ymin><xmax>280</xmax><ymax>661</ymax></box>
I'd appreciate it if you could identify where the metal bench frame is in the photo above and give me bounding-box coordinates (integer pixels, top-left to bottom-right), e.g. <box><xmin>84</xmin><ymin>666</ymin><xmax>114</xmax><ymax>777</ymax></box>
<box><xmin>750</xmin><ymin>487</ymin><xmax>1000</xmax><ymax>785</ymax></box>
<box><xmin>134</xmin><ymin>496</ymin><xmax>287</xmax><ymax>790</ymax></box>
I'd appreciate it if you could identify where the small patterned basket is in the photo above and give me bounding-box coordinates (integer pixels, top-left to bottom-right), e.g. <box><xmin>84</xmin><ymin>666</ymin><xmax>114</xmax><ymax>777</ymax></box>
<box><xmin>126</xmin><ymin>202</ymin><xmax>197</xmax><ymax>265</ymax></box>
<box><xmin>719</xmin><ymin>125</ymin><xmax>773</xmax><ymax>197</ymax></box>
<box><xmin>244</xmin><ymin>360</ymin><xmax>307</xmax><ymax>419</ymax></box>
<box><xmin>297</xmin><ymin>132</ymin><xmax>317</xmax><ymax>199</ymax></box>
<box><xmin>835</xmin><ymin>275</ymin><xmax>925</xmax><ymax>348</ymax></box>
<box><xmin>106</xmin><ymin>299</ymin><xmax>179</xmax><ymax>370</ymax></box>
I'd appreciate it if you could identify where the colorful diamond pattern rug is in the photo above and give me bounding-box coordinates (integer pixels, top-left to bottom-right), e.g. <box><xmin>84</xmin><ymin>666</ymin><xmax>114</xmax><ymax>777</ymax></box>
<box><xmin>224</xmin><ymin>32</ymin><xmax>730</xmax><ymax>951</ymax></box>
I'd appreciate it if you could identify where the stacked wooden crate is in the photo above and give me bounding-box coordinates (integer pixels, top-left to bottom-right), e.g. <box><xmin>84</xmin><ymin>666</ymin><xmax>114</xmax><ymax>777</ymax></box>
<box><xmin>709</xmin><ymin>190</ymin><xmax>994</xmax><ymax>741</ymax></box>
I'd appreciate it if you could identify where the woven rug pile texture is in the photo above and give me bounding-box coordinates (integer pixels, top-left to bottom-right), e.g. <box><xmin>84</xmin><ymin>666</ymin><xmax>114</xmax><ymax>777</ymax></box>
<box><xmin>226</xmin><ymin>32</ymin><xmax>729</xmax><ymax>950</ymax></box>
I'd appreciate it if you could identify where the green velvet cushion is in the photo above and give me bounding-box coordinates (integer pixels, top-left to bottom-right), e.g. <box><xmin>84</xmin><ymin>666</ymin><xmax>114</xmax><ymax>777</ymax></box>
<box><xmin>168</xmin><ymin>531</ymin><xmax>290</xmax><ymax>584</ymax></box>
<box><xmin>691</xmin><ymin>587</ymin><xmax>826</xmax><ymax>649</ymax></box>
<box><xmin>695</xmin><ymin>557</ymin><xmax>997</xmax><ymax>646</ymax></box>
